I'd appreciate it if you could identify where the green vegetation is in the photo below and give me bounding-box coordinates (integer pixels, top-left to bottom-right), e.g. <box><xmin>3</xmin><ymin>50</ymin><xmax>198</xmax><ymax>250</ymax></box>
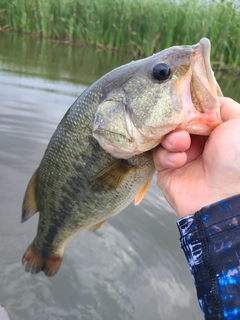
<box><xmin>0</xmin><ymin>0</ymin><xmax>239</xmax><ymax>68</ymax></box>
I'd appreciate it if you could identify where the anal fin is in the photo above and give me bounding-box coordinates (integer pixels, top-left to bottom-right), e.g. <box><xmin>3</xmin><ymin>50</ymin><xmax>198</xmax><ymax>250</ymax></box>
<box><xmin>88</xmin><ymin>220</ymin><xmax>105</xmax><ymax>231</ymax></box>
<box><xmin>22</xmin><ymin>168</ymin><xmax>39</xmax><ymax>223</ymax></box>
<box><xmin>134</xmin><ymin>177</ymin><xmax>152</xmax><ymax>206</ymax></box>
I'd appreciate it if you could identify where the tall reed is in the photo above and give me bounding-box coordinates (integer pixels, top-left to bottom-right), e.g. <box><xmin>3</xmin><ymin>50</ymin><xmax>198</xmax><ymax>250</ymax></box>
<box><xmin>0</xmin><ymin>0</ymin><xmax>239</xmax><ymax>67</ymax></box>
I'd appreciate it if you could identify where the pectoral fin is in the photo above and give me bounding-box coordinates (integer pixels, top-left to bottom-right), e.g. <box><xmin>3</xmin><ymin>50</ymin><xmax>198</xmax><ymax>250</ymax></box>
<box><xmin>21</xmin><ymin>169</ymin><xmax>39</xmax><ymax>222</ymax></box>
<box><xmin>88</xmin><ymin>220</ymin><xmax>105</xmax><ymax>231</ymax></box>
<box><xmin>134</xmin><ymin>177</ymin><xmax>152</xmax><ymax>206</ymax></box>
<box><xmin>89</xmin><ymin>160</ymin><xmax>135</xmax><ymax>192</ymax></box>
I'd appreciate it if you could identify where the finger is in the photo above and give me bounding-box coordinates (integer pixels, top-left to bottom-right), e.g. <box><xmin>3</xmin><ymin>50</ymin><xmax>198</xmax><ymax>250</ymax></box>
<box><xmin>219</xmin><ymin>97</ymin><xmax>240</xmax><ymax>121</ymax></box>
<box><xmin>185</xmin><ymin>135</ymin><xmax>206</xmax><ymax>163</ymax></box>
<box><xmin>153</xmin><ymin>146</ymin><xmax>187</xmax><ymax>171</ymax></box>
<box><xmin>161</xmin><ymin>130</ymin><xmax>191</xmax><ymax>152</ymax></box>
<box><xmin>153</xmin><ymin>135</ymin><xmax>205</xmax><ymax>171</ymax></box>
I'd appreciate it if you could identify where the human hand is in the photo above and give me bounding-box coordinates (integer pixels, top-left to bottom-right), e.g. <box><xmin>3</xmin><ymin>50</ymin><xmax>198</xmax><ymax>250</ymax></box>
<box><xmin>153</xmin><ymin>97</ymin><xmax>240</xmax><ymax>218</ymax></box>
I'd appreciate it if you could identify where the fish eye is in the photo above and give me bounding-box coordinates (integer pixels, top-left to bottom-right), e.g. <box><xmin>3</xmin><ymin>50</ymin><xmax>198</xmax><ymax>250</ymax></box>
<box><xmin>152</xmin><ymin>63</ymin><xmax>171</xmax><ymax>81</ymax></box>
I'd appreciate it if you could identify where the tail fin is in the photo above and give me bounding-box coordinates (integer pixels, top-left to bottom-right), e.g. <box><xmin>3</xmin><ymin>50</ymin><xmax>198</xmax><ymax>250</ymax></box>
<box><xmin>22</xmin><ymin>243</ymin><xmax>62</xmax><ymax>277</ymax></box>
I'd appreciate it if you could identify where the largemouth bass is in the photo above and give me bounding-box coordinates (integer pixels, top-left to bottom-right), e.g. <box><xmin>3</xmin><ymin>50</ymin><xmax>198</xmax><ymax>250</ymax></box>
<box><xmin>22</xmin><ymin>38</ymin><xmax>222</xmax><ymax>276</ymax></box>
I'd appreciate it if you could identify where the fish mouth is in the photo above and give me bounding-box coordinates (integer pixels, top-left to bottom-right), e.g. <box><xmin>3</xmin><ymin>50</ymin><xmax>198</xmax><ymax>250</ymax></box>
<box><xmin>199</xmin><ymin>38</ymin><xmax>222</xmax><ymax>98</ymax></box>
<box><xmin>190</xmin><ymin>38</ymin><xmax>223</xmax><ymax>113</ymax></box>
<box><xmin>194</xmin><ymin>38</ymin><xmax>219</xmax><ymax>96</ymax></box>
<box><xmin>173</xmin><ymin>37</ymin><xmax>222</xmax><ymax>135</ymax></box>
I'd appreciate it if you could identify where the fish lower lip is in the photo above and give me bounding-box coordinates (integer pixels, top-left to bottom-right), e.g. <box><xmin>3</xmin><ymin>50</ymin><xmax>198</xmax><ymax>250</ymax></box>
<box><xmin>193</xmin><ymin>38</ymin><xmax>222</xmax><ymax>97</ymax></box>
<box><xmin>199</xmin><ymin>38</ymin><xmax>216</xmax><ymax>93</ymax></box>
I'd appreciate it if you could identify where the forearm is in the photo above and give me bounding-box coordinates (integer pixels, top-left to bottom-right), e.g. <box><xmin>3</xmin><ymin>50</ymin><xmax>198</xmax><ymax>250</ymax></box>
<box><xmin>177</xmin><ymin>194</ymin><xmax>240</xmax><ymax>320</ymax></box>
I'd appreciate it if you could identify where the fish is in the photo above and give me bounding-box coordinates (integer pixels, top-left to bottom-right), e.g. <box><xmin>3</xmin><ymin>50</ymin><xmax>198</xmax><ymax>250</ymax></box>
<box><xmin>21</xmin><ymin>38</ymin><xmax>222</xmax><ymax>276</ymax></box>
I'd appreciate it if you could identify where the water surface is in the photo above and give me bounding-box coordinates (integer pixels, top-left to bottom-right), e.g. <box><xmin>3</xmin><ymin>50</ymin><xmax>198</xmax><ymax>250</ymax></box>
<box><xmin>0</xmin><ymin>33</ymin><xmax>239</xmax><ymax>320</ymax></box>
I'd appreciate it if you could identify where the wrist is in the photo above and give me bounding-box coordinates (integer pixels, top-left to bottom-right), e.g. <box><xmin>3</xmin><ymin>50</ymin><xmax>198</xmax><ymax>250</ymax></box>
<box><xmin>176</xmin><ymin>193</ymin><xmax>240</xmax><ymax>218</ymax></box>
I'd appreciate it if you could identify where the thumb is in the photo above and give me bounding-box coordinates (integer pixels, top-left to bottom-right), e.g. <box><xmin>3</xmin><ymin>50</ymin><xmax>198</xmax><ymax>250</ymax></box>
<box><xmin>219</xmin><ymin>97</ymin><xmax>240</xmax><ymax>122</ymax></box>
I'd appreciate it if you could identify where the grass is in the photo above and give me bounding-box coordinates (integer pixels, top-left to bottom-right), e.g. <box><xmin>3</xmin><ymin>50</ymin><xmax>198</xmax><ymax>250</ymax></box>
<box><xmin>0</xmin><ymin>0</ymin><xmax>239</xmax><ymax>68</ymax></box>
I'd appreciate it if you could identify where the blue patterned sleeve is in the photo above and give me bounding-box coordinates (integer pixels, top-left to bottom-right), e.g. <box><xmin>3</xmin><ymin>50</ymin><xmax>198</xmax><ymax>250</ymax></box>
<box><xmin>177</xmin><ymin>194</ymin><xmax>240</xmax><ymax>320</ymax></box>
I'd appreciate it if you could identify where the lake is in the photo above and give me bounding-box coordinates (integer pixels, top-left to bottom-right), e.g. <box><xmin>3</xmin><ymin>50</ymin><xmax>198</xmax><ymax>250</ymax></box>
<box><xmin>0</xmin><ymin>32</ymin><xmax>239</xmax><ymax>320</ymax></box>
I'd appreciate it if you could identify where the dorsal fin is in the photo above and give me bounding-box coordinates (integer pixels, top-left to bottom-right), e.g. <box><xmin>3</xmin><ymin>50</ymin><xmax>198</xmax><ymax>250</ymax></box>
<box><xmin>21</xmin><ymin>168</ymin><xmax>39</xmax><ymax>223</ymax></box>
<box><xmin>134</xmin><ymin>177</ymin><xmax>152</xmax><ymax>206</ymax></box>
<box><xmin>89</xmin><ymin>159</ymin><xmax>135</xmax><ymax>192</ymax></box>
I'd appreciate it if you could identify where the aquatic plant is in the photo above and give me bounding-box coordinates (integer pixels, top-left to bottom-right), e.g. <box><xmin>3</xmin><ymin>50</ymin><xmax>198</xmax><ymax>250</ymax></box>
<box><xmin>0</xmin><ymin>0</ymin><xmax>239</xmax><ymax>68</ymax></box>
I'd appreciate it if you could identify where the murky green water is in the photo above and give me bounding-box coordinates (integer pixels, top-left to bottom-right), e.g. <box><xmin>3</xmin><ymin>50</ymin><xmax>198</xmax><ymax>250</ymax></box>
<box><xmin>0</xmin><ymin>32</ymin><xmax>239</xmax><ymax>320</ymax></box>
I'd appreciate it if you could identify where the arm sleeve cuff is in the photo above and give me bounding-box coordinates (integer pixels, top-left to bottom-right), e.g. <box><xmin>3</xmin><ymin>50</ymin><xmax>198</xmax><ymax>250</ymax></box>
<box><xmin>177</xmin><ymin>194</ymin><xmax>240</xmax><ymax>320</ymax></box>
